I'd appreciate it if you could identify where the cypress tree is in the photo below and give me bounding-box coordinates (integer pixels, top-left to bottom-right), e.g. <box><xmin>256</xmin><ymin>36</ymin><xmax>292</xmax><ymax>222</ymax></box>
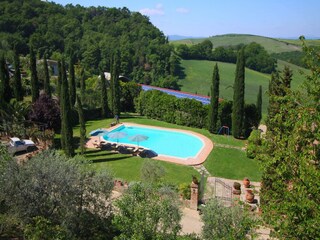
<box><xmin>56</xmin><ymin>60</ymin><xmax>62</xmax><ymax>99</ymax></box>
<box><xmin>110</xmin><ymin>56</ymin><xmax>115</xmax><ymax>114</ymax></box>
<box><xmin>280</xmin><ymin>65</ymin><xmax>292</xmax><ymax>95</ymax></box>
<box><xmin>256</xmin><ymin>85</ymin><xmax>262</xmax><ymax>124</ymax></box>
<box><xmin>60</xmin><ymin>58</ymin><xmax>74</xmax><ymax>157</ymax></box>
<box><xmin>266</xmin><ymin>72</ymin><xmax>280</xmax><ymax>127</ymax></box>
<box><xmin>111</xmin><ymin>50</ymin><xmax>121</xmax><ymax>116</ymax></box>
<box><xmin>13</xmin><ymin>51</ymin><xmax>23</xmax><ymax>101</ymax></box>
<box><xmin>232</xmin><ymin>48</ymin><xmax>245</xmax><ymax>138</ymax></box>
<box><xmin>76</xmin><ymin>94</ymin><xmax>86</xmax><ymax>155</ymax></box>
<box><xmin>80</xmin><ymin>67</ymin><xmax>86</xmax><ymax>102</ymax></box>
<box><xmin>0</xmin><ymin>54</ymin><xmax>11</xmax><ymax>105</ymax></box>
<box><xmin>69</xmin><ymin>55</ymin><xmax>76</xmax><ymax>107</ymax></box>
<box><xmin>100</xmin><ymin>72</ymin><xmax>109</xmax><ymax>118</ymax></box>
<box><xmin>43</xmin><ymin>52</ymin><xmax>51</xmax><ymax>98</ymax></box>
<box><xmin>30</xmin><ymin>45</ymin><xmax>39</xmax><ymax>102</ymax></box>
<box><xmin>208</xmin><ymin>63</ymin><xmax>220</xmax><ymax>133</ymax></box>
<box><xmin>60</xmin><ymin>60</ymin><xmax>65</xmax><ymax>150</ymax></box>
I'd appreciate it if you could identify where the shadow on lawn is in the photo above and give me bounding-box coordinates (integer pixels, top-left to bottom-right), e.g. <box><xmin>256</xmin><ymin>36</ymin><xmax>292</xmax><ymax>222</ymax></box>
<box><xmin>85</xmin><ymin>151</ymin><xmax>120</xmax><ymax>158</ymax></box>
<box><xmin>90</xmin><ymin>155</ymin><xmax>133</xmax><ymax>163</ymax></box>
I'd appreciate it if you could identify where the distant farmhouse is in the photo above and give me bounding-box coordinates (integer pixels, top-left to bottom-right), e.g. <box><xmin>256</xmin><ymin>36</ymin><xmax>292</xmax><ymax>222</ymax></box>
<box><xmin>103</xmin><ymin>72</ymin><xmax>131</xmax><ymax>82</ymax></box>
<box><xmin>37</xmin><ymin>59</ymin><xmax>58</xmax><ymax>76</ymax></box>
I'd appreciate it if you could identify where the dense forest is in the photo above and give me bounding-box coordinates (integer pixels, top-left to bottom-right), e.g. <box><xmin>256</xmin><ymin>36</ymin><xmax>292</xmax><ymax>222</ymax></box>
<box><xmin>0</xmin><ymin>0</ymin><xmax>179</xmax><ymax>87</ymax></box>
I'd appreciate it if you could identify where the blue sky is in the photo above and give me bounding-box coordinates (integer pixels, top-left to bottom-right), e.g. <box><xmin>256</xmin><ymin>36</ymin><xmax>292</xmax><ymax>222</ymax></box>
<box><xmin>52</xmin><ymin>0</ymin><xmax>320</xmax><ymax>38</ymax></box>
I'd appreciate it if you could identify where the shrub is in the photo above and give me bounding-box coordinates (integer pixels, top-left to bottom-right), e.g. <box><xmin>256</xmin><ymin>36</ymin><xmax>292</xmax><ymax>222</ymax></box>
<box><xmin>201</xmin><ymin>198</ymin><xmax>257</xmax><ymax>240</ymax></box>
<box><xmin>179</xmin><ymin>183</ymin><xmax>191</xmax><ymax>200</ymax></box>
<box><xmin>246</xmin><ymin>129</ymin><xmax>262</xmax><ymax>158</ymax></box>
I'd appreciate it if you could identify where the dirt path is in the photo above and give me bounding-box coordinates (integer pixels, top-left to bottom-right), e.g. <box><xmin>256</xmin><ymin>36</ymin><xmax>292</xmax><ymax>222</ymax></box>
<box><xmin>180</xmin><ymin>207</ymin><xmax>203</xmax><ymax>235</ymax></box>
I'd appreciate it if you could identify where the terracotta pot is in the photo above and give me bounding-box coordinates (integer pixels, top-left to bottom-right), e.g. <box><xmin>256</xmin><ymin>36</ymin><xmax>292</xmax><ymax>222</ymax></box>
<box><xmin>233</xmin><ymin>189</ymin><xmax>241</xmax><ymax>195</ymax></box>
<box><xmin>246</xmin><ymin>190</ymin><xmax>254</xmax><ymax>203</ymax></box>
<box><xmin>233</xmin><ymin>181</ymin><xmax>241</xmax><ymax>190</ymax></box>
<box><xmin>243</xmin><ymin>177</ymin><xmax>250</xmax><ymax>188</ymax></box>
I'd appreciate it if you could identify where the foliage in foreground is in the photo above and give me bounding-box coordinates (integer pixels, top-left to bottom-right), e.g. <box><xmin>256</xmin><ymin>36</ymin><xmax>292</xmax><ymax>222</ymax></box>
<box><xmin>113</xmin><ymin>182</ymin><xmax>182</xmax><ymax>240</ymax></box>
<box><xmin>201</xmin><ymin>199</ymin><xmax>257</xmax><ymax>240</ymax></box>
<box><xmin>258</xmin><ymin>38</ymin><xmax>320</xmax><ymax>239</ymax></box>
<box><xmin>140</xmin><ymin>159</ymin><xmax>166</xmax><ymax>184</ymax></box>
<box><xmin>0</xmin><ymin>149</ymin><xmax>115</xmax><ymax>239</ymax></box>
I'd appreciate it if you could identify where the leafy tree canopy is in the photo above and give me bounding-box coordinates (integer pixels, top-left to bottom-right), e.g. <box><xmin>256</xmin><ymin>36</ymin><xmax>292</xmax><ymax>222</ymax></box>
<box><xmin>258</xmin><ymin>38</ymin><xmax>320</xmax><ymax>239</ymax></box>
<box><xmin>0</xmin><ymin>0</ymin><xmax>173</xmax><ymax>85</ymax></box>
<box><xmin>113</xmin><ymin>182</ymin><xmax>181</xmax><ymax>240</ymax></box>
<box><xmin>0</xmin><ymin>150</ymin><xmax>115</xmax><ymax>239</ymax></box>
<box><xmin>29</xmin><ymin>93</ymin><xmax>61</xmax><ymax>131</ymax></box>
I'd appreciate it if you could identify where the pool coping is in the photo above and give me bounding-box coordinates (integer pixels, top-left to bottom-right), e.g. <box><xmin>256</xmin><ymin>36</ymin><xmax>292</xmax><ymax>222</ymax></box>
<box><xmin>106</xmin><ymin>122</ymin><xmax>214</xmax><ymax>166</ymax></box>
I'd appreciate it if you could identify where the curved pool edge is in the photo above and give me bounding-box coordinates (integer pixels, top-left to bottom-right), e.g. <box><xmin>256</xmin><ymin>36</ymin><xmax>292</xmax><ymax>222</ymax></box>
<box><xmin>110</xmin><ymin>122</ymin><xmax>214</xmax><ymax>166</ymax></box>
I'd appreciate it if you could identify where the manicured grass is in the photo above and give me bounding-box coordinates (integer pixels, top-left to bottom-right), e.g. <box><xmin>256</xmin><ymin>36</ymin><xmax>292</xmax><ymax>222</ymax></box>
<box><xmin>72</xmin><ymin>116</ymin><xmax>261</xmax><ymax>183</ymax></box>
<box><xmin>84</xmin><ymin>148</ymin><xmax>199</xmax><ymax>185</ymax></box>
<box><xmin>204</xmin><ymin>147</ymin><xmax>261</xmax><ymax>182</ymax></box>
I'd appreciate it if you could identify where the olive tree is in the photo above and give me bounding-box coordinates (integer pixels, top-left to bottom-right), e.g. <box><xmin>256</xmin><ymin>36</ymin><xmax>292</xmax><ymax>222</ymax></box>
<box><xmin>201</xmin><ymin>199</ymin><xmax>257</xmax><ymax>240</ymax></box>
<box><xmin>0</xmin><ymin>150</ymin><xmax>114</xmax><ymax>239</ymax></box>
<box><xmin>140</xmin><ymin>159</ymin><xmax>166</xmax><ymax>184</ymax></box>
<box><xmin>113</xmin><ymin>182</ymin><xmax>181</xmax><ymax>240</ymax></box>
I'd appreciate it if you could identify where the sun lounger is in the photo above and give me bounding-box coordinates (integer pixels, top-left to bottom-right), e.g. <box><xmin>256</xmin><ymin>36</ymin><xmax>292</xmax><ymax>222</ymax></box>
<box><xmin>138</xmin><ymin>149</ymin><xmax>158</xmax><ymax>158</ymax></box>
<box><xmin>130</xmin><ymin>147</ymin><xmax>141</xmax><ymax>156</ymax></box>
<box><xmin>92</xmin><ymin>140</ymin><xmax>100</xmax><ymax>148</ymax></box>
<box><xmin>100</xmin><ymin>142</ymin><xmax>112</xmax><ymax>150</ymax></box>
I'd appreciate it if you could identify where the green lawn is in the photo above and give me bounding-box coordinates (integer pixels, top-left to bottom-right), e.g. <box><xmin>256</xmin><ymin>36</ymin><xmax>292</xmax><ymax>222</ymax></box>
<box><xmin>71</xmin><ymin>116</ymin><xmax>261</xmax><ymax>183</ymax></box>
<box><xmin>204</xmin><ymin>147</ymin><xmax>261</xmax><ymax>182</ymax></box>
<box><xmin>84</xmin><ymin>148</ymin><xmax>199</xmax><ymax>185</ymax></box>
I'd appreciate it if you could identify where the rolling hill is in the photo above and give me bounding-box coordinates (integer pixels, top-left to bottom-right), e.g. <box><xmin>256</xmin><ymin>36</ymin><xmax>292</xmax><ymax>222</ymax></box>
<box><xmin>178</xmin><ymin>59</ymin><xmax>309</xmax><ymax>115</ymax></box>
<box><xmin>276</xmin><ymin>38</ymin><xmax>320</xmax><ymax>48</ymax></box>
<box><xmin>172</xmin><ymin>34</ymin><xmax>312</xmax><ymax>117</ymax></box>
<box><xmin>172</xmin><ymin>34</ymin><xmax>303</xmax><ymax>54</ymax></box>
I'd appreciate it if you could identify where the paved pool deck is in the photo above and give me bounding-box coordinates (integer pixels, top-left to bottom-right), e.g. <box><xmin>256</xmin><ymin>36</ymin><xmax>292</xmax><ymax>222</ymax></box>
<box><xmin>86</xmin><ymin>122</ymin><xmax>213</xmax><ymax>166</ymax></box>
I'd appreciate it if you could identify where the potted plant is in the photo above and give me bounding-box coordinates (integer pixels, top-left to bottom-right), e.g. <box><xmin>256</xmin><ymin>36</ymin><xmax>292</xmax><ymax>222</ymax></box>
<box><xmin>233</xmin><ymin>182</ymin><xmax>241</xmax><ymax>195</ymax></box>
<box><xmin>245</xmin><ymin>189</ymin><xmax>255</xmax><ymax>203</ymax></box>
<box><xmin>243</xmin><ymin>177</ymin><xmax>250</xmax><ymax>188</ymax></box>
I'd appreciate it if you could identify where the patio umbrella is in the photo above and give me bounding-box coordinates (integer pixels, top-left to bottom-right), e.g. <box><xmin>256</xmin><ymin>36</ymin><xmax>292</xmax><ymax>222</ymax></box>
<box><xmin>129</xmin><ymin>134</ymin><xmax>149</xmax><ymax>147</ymax></box>
<box><xmin>89</xmin><ymin>129</ymin><xmax>108</xmax><ymax>136</ymax></box>
<box><xmin>107</xmin><ymin>131</ymin><xmax>127</xmax><ymax>143</ymax></box>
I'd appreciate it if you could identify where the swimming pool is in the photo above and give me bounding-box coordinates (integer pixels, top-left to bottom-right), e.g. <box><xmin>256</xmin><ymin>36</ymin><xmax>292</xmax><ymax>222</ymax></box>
<box><xmin>102</xmin><ymin>125</ymin><xmax>204</xmax><ymax>159</ymax></box>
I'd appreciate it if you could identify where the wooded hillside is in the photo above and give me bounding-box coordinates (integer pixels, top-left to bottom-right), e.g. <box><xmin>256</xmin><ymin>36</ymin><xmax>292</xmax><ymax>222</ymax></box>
<box><xmin>0</xmin><ymin>0</ymin><xmax>175</xmax><ymax>84</ymax></box>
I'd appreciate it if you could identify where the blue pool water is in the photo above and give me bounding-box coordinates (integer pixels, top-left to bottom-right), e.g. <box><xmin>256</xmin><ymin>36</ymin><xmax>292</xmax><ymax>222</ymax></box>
<box><xmin>102</xmin><ymin>125</ymin><xmax>204</xmax><ymax>159</ymax></box>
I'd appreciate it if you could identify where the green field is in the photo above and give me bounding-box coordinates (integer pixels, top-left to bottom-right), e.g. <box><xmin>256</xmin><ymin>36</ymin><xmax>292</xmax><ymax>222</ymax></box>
<box><xmin>277</xmin><ymin>38</ymin><xmax>320</xmax><ymax>48</ymax></box>
<box><xmin>178</xmin><ymin>59</ymin><xmax>308</xmax><ymax>115</ymax></box>
<box><xmin>204</xmin><ymin>147</ymin><xmax>261</xmax><ymax>181</ymax></box>
<box><xmin>179</xmin><ymin>60</ymin><xmax>270</xmax><ymax>113</ymax></box>
<box><xmin>172</xmin><ymin>34</ymin><xmax>302</xmax><ymax>54</ymax></box>
<box><xmin>277</xmin><ymin>60</ymin><xmax>310</xmax><ymax>89</ymax></box>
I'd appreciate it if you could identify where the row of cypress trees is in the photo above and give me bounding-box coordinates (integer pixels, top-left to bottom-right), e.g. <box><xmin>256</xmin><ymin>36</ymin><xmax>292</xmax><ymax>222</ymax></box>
<box><xmin>207</xmin><ymin>47</ymin><xmax>263</xmax><ymax>138</ymax></box>
<box><xmin>1</xmin><ymin>43</ymin><xmax>122</xmax><ymax>157</ymax></box>
<box><xmin>1</xmin><ymin>45</ymin><xmax>52</xmax><ymax>105</ymax></box>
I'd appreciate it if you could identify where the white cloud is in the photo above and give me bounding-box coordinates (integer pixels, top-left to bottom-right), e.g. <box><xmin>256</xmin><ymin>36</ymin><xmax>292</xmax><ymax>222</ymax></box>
<box><xmin>176</xmin><ymin>7</ymin><xmax>190</xmax><ymax>14</ymax></box>
<box><xmin>156</xmin><ymin>3</ymin><xmax>163</xmax><ymax>9</ymax></box>
<box><xmin>140</xmin><ymin>4</ymin><xmax>164</xmax><ymax>16</ymax></box>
